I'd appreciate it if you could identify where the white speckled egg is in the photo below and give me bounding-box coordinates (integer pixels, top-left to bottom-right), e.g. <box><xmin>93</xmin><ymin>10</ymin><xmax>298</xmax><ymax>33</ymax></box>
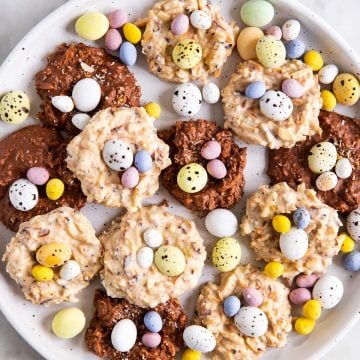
<box><xmin>136</xmin><ymin>247</ymin><xmax>154</xmax><ymax>269</ymax></box>
<box><xmin>282</xmin><ymin>19</ymin><xmax>301</xmax><ymax>41</ymax></box>
<box><xmin>172</xmin><ymin>83</ymin><xmax>202</xmax><ymax>117</ymax></box>
<box><xmin>308</xmin><ymin>142</ymin><xmax>338</xmax><ymax>174</ymax></box>
<box><xmin>51</xmin><ymin>96</ymin><xmax>74</xmax><ymax>113</ymax></box>
<box><xmin>260</xmin><ymin>90</ymin><xmax>293</xmax><ymax>121</ymax></box>
<box><xmin>234</xmin><ymin>306</ymin><xmax>268</xmax><ymax>337</ymax></box>
<box><xmin>315</xmin><ymin>171</ymin><xmax>338</xmax><ymax>191</ymax></box>
<box><xmin>72</xmin><ymin>78</ymin><xmax>101</xmax><ymax>112</ymax></box>
<box><xmin>318</xmin><ymin>64</ymin><xmax>339</xmax><ymax>85</ymax></box>
<box><xmin>347</xmin><ymin>207</ymin><xmax>360</xmax><ymax>242</ymax></box>
<box><xmin>279</xmin><ymin>227</ymin><xmax>308</xmax><ymax>260</ymax></box>
<box><xmin>60</xmin><ymin>260</ymin><xmax>81</xmax><ymax>281</ymax></box>
<box><xmin>312</xmin><ymin>275</ymin><xmax>343</xmax><ymax>309</ymax></box>
<box><xmin>0</xmin><ymin>91</ymin><xmax>30</xmax><ymax>124</ymax></box>
<box><xmin>9</xmin><ymin>179</ymin><xmax>38</xmax><ymax>211</ymax></box>
<box><xmin>202</xmin><ymin>82</ymin><xmax>220</xmax><ymax>104</ymax></box>
<box><xmin>143</xmin><ymin>228</ymin><xmax>163</xmax><ymax>248</ymax></box>
<box><xmin>205</xmin><ymin>209</ymin><xmax>238</xmax><ymax>237</ymax></box>
<box><xmin>102</xmin><ymin>140</ymin><xmax>133</xmax><ymax>171</ymax></box>
<box><xmin>190</xmin><ymin>10</ymin><xmax>212</xmax><ymax>30</ymax></box>
<box><xmin>256</xmin><ymin>35</ymin><xmax>286</xmax><ymax>68</ymax></box>
<box><xmin>111</xmin><ymin>319</ymin><xmax>137</xmax><ymax>352</ymax></box>
<box><xmin>183</xmin><ymin>325</ymin><xmax>216</xmax><ymax>353</ymax></box>
<box><xmin>335</xmin><ymin>158</ymin><xmax>352</xmax><ymax>179</ymax></box>
<box><xmin>71</xmin><ymin>113</ymin><xmax>91</xmax><ymax>130</ymax></box>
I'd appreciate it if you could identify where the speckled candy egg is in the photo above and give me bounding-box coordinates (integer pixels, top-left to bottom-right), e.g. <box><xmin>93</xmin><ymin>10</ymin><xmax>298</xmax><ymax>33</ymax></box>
<box><xmin>347</xmin><ymin>207</ymin><xmax>360</xmax><ymax>242</ymax></box>
<box><xmin>171</xmin><ymin>14</ymin><xmax>189</xmax><ymax>35</ymax></box>
<box><xmin>9</xmin><ymin>179</ymin><xmax>38</xmax><ymax>211</ymax></box>
<box><xmin>172</xmin><ymin>83</ymin><xmax>202</xmax><ymax>117</ymax></box>
<box><xmin>307</xmin><ymin>141</ymin><xmax>337</xmax><ymax>174</ymax></box>
<box><xmin>279</xmin><ymin>227</ymin><xmax>309</xmax><ymax>260</ymax></box>
<box><xmin>36</xmin><ymin>242</ymin><xmax>72</xmax><ymax>267</ymax></box>
<box><xmin>223</xmin><ymin>295</ymin><xmax>241</xmax><ymax>317</ymax></box>
<box><xmin>183</xmin><ymin>325</ymin><xmax>216</xmax><ymax>353</ymax></box>
<box><xmin>134</xmin><ymin>150</ymin><xmax>153</xmax><ymax>173</ymax></box>
<box><xmin>121</xmin><ymin>167</ymin><xmax>140</xmax><ymax>189</ymax></box>
<box><xmin>27</xmin><ymin>167</ymin><xmax>49</xmax><ymax>186</ymax></box>
<box><xmin>234</xmin><ymin>306</ymin><xmax>268</xmax><ymax>337</ymax></box>
<box><xmin>256</xmin><ymin>35</ymin><xmax>286</xmax><ymax>68</ymax></box>
<box><xmin>282</xmin><ymin>19</ymin><xmax>301</xmax><ymax>41</ymax></box>
<box><xmin>281</xmin><ymin>79</ymin><xmax>305</xmax><ymax>98</ymax></box>
<box><xmin>59</xmin><ymin>260</ymin><xmax>81</xmax><ymax>281</ymax></box>
<box><xmin>0</xmin><ymin>91</ymin><xmax>30</xmax><ymax>124</ymax></box>
<box><xmin>144</xmin><ymin>311</ymin><xmax>163</xmax><ymax>333</ymax></box>
<box><xmin>242</xmin><ymin>287</ymin><xmax>263</xmax><ymax>307</ymax></box>
<box><xmin>201</xmin><ymin>140</ymin><xmax>221</xmax><ymax>160</ymax></box>
<box><xmin>318</xmin><ymin>64</ymin><xmax>339</xmax><ymax>85</ymax></box>
<box><xmin>142</xmin><ymin>332</ymin><xmax>161</xmax><ymax>348</ymax></box>
<box><xmin>293</xmin><ymin>208</ymin><xmax>311</xmax><ymax>229</ymax></box>
<box><xmin>240</xmin><ymin>0</ymin><xmax>274</xmax><ymax>27</ymax></box>
<box><xmin>177</xmin><ymin>163</ymin><xmax>208</xmax><ymax>193</ymax></box>
<box><xmin>202</xmin><ymin>82</ymin><xmax>220</xmax><ymax>104</ymax></box>
<box><xmin>111</xmin><ymin>319</ymin><xmax>137</xmax><ymax>352</ymax></box>
<box><xmin>71</xmin><ymin>113</ymin><xmax>91</xmax><ymax>130</ymax></box>
<box><xmin>296</xmin><ymin>273</ymin><xmax>319</xmax><ymax>288</ymax></box>
<box><xmin>237</xmin><ymin>27</ymin><xmax>264</xmax><ymax>60</ymax></box>
<box><xmin>72</xmin><ymin>78</ymin><xmax>101</xmax><ymax>112</ymax></box>
<box><xmin>207</xmin><ymin>159</ymin><xmax>227</xmax><ymax>179</ymax></box>
<box><xmin>315</xmin><ymin>171</ymin><xmax>338</xmax><ymax>191</ymax></box>
<box><xmin>102</xmin><ymin>139</ymin><xmax>133</xmax><ymax>171</ymax></box>
<box><xmin>285</xmin><ymin>39</ymin><xmax>306</xmax><ymax>59</ymax></box>
<box><xmin>260</xmin><ymin>90</ymin><xmax>293</xmax><ymax>121</ymax></box>
<box><xmin>212</xmin><ymin>237</ymin><xmax>241</xmax><ymax>272</ymax></box>
<box><xmin>289</xmin><ymin>287</ymin><xmax>312</xmax><ymax>305</ymax></box>
<box><xmin>190</xmin><ymin>10</ymin><xmax>212</xmax><ymax>30</ymax></box>
<box><xmin>143</xmin><ymin>228</ymin><xmax>163</xmax><ymax>248</ymax></box>
<box><xmin>312</xmin><ymin>275</ymin><xmax>344</xmax><ymax>309</ymax></box>
<box><xmin>136</xmin><ymin>247</ymin><xmax>154</xmax><ymax>269</ymax></box>
<box><xmin>205</xmin><ymin>209</ymin><xmax>238</xmax><ymax>237</ymax></box>
<box><xmin>154</xmin><ymin>245</ymin><xmax>186</xmax><ymax>276</ymax></box>
<box><xmin>245</xmin><ymin>81</ymin><xmax>266</xmax><ymax>99</ymax></box>
<box><xmin>172</xmin><ymin>39</ymin><xmax>202</xmax><ymax>70</ymax></box>
<box><xmin>335</xmin><ymin>158</ymin><xmax>352</xmax><ymax>179</ymax></box>
<box><xmin>333</xmin><ymin>73</ymin><xmax>360</xmax><ymax>106</ymax></box>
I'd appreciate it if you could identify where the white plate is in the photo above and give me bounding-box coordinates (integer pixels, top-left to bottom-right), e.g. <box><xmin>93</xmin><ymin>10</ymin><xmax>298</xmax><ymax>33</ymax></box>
<box><xmin>0</xmin><ymin>0</ymin><xmax>359</xmax><ymax>359</ymax></box>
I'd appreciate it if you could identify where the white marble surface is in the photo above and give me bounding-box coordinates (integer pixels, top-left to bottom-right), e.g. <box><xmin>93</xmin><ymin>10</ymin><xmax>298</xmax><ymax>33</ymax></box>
<box><xmin>0</xmin><ymin>0</ymin><xmax>359</xmax><ymax>359</ymax></box>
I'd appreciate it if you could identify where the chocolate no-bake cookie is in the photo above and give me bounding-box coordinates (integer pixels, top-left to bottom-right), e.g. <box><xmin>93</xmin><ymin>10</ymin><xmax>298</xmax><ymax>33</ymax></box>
<box><xmin>159</xmin><ymin>120</ymin><xmax>247</xmax><ymax>211</ymax></box>
<box><xmin>0</xmin><ymin>125</ymin><xmax>86</xmax><ymax>231</ymax></box>
<box><xmin>86</xmin><ymin>290</ymin><xmax>187</xmax><ymax>360</ymax></box>
<box><xmin>268</xmin><ymin>111</ymin><xmax>360</xmax><ymax>214</ymax></box>
<box><xmin>35</xmin><ymin>43</ymin><xmax>141</xmax><ymax>134</ymax></box>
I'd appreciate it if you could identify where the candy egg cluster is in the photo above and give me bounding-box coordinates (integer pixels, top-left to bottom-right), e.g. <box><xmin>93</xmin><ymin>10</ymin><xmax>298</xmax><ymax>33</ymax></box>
<box><xmin>0</xmin><ymin>90</ymin><xmax>30</xmax><ymax>124</ymax></box>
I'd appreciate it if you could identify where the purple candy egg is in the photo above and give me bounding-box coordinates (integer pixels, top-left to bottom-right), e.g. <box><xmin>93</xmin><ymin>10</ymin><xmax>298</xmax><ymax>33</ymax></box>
<box><xmin>27</xmin><ymin>167</ymin><xmax>49</xmax><ymax>186</ymax></box>
<box><xmin>289</xmin><ymin>287</ymin><xmax>312</xmax><ymax>305</ymax></box>
<box><xmin>281</xmin><ymin>79</ymin><xmax>305</xmax><ymax>98</ymax></box>
<box><xmin>207</xmin><ymin>159</ymin><xmax>227</xmax><ymax>179</ymax></box>
<box><xmin>141</xmin><ymin>332</ymin><xmax>161</xmax><ymax>348</ymax></box>
<box><xmin>171</xmin><ymin>14</ymin><xmax>189</xmax><ymax>35</ymax></box>
<box><xmin>105</xmin><ymin>29</ymin><xmax>122</xmax><ymax>51</ymax></box>
<box><xmin>295</xmin><ymin>273</ymin><xmax>319</xmax><ymax>288</ymax></box>
<box><xmin>266</xmin><ymin>25</ymin><xmax>282</xmax><ymax>40</ymax></box>
<box><xmin>201</xmin><ymin>140</ymin><xmax>221</xmax><ymax>160</ymax></box>
<box><xmin>121</xmin><ymin>167</ymin><xmax>139</xmax><ymax>188</ymax></box>
<box><xmin>242</xmin><ymin>287</ymin><xmax>263</xmax><ymax>307</ymax></box>
<box><xmin>108</xmin><ymin>9</ymin><xmax>128</xmax><ymax>29</ymax></box>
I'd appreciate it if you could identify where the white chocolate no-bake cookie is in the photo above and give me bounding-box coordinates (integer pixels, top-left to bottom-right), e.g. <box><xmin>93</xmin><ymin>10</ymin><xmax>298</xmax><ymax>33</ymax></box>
<box><xmin>3</xmin><ymin>207</ymin><xmax>102</xmax><ymax>305</ymax></box>
<box><xmin>222</xmin><ymin>60</ymin><xmax>322</xmax><ymax>149</ymax></box>
<box><xmin>100</xmin><ymin>204</ymin><xmax>206</xmax><ymax>308</ymax></box>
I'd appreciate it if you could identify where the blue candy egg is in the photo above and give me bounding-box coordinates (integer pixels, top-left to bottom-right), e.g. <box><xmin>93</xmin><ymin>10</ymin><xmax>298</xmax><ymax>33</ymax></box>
<box><xmin>343</xmin><ymin>251</ymin><xmax>360</xmax><ymax>272</ymax></box>
<box><xmin>144</xmin><ymin>311</ymin><xmax>163</xmax><ymax>333</ymax></box>
<box><xmin>223</xmin><ymin>295</ymin><xmax>241</xmax><ymax>317</ymax></box>
<box><xmin>285</xmin><ymin>39</ymin><xmax>305</xmax><ymax>59</ymax></box>
<box><xmin>293</xmin><ymin>208</ymin><xmax>311</xmax><ymax>229</ymax></box>
<box><xmin>119</xmin><ymin>41</ymin><xmax>137</xmax><ymax>66</ymax></box>
<box><xmin>134</xmin><ymin>150</ymin><xmax>153</xmax><ymax>173</ymax></box>
<box><xmin>245</xmin><ymin>81</ymin><xmax>266</xmax><ymax>99</ymax></box>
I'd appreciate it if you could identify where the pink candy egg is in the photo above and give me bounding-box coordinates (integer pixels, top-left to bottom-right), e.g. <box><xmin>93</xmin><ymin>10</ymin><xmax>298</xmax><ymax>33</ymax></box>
<box><xmin>295</xmin><ymin>273</ymin><xmax>319</xmax><ymax>288</ymax></box>
<box><xmin>141</xmin><ymin>332</ymin><xmax>161</xmax><ymax>348</ymax></box>
<box><xmin>171</xmin><ymin>14</ymin><xmax>189</xmax><ymax>35</ymax></box>
<box><xmin>109</xmin><ymin>9</ymin><xmax>128</xmax><ymax>29</ymax></box>
<box><xmin>201</xmin><ymin>140</ymin><xmax>221</xmax><ymax>160</ymax></box>
<box><xmin>27</xmin><ymin>167</ymin><xmax>49</xmax><ymax>186</ymax></box>
<box><xmin>289</xmin><ymin>287</ymin><xmax>312</xmax><ymax>305</ymax></box>
<box><xmin>121</xmin><ymin>167</ymin><xmax>139</xmax><ymax>188</ymax></box>
<box><xmin>266</xmin><ymin>25</ymin><xmax>282</xmax><ymax>40</ymax></box>
<box><xmin>242</xmin><ymin>287</ymin><xmax>263</xmax><ymax>307</ymax></box>
<box><xmin>207</xmin><ymin>159</ymin><xmax>227</xmax><ymax>179</ymax></box>
<box><xmin>105</xmin><ymin>29</ymin><xmax>122</xmax><ymax>51</ymax></box>
<box><xmin>281</xmin><ymin>78</ymin><xmax>305</xmax><ymax>98</ymax></box>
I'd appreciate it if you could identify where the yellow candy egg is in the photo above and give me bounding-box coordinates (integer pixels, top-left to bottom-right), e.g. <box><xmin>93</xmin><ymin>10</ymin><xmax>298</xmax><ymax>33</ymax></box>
<box><xmin>256</xmin><ymin>35</ymin><xmax>286</xmax><ymax>68</ymax></box>
<box><xmin>123</xmin><ymin>23</ymin><xmax>142</xmax><ymax>44</ymax></box>
<box><xmin>212</xmin><ymin>237</ymin><xmax>241</xmax><ymax>272</ymax></box>
<box><xmin>264</xmin><ymin>261</ymin><xmax>284</xmax><ymax>278</ymax></box>
<box><xmin>272</xmin><ymin>215</ymin><xmax>291</xmax><ymax>233</ymax></box>
<box><xmin>36</xmin><ymin>242</ymin><xmax>72</xmax><ymax>267</ymax></box>
<box><xmin>46</xmin><ymin>178</ymin><xmax>65</xmax><ymax>201</ymax></box>
<box><xmin>303</xmin><ymin>299</ymin><xmax>322</xmax><ymax>320</ymax></box>
<box><xmin>182</xmin><ymin>348</ymin><xmax>202</xmax><ymax>360</ymax></box>
<box><xmin>75</xmin><ymin>12</ymin><xmax>109</xmax><ymax>41</ymax></box>
<box><xmin>31</xmin><ymin>264</ymin><xmax>54</xmax><ymax>282</ymax></box>
<box><xmin>237</xmin><ymin>27</ymin><xmax>264</xmax><ymax>60</ymax></box>
<box><xmin>304</xmin><ymin>50</ymin><xmax>323</xmax><ymax>71</ymax></box>
<box><xmin>294</xmin><ymin>317</ymin><xmax>315</xmax><ymax>335</ymax></box>
<box><xmin>144</xmin><ymin>102</ymin><xmax>161</xmax><ymax>119</ymax></box>
<box><xmin>333</xmin><ymin>73</ymin><xmax>360</xmax><ymax>106</ymax></box>
<box><xmin>0</xmin><ymin>91</ymin><xmax>30</xmax><ymax>124</ymax></box>
<box><xmin>339</xmin><ymin>233</ymin><xmax>355</xmax><ymax>253</ymax></box>
<box><xmin>172</xmin><ymin>39</ymin><xmax>202</xmax><ymax>70</ymax></box>
<box><xmin>321</xmin><ymin>90</ymin><xmax>337</xmax><ymax>111</ymax></box>
<box><xmin>52</xmin><ymin>307</ymin><xmax>86</xmax><ymax>339</ymax></box>
<box><xmin>154</xmin><ymin>245</ymin><xmax>186</xmax><ymax>276</ymax></box>
<box><xmin>177</xmin><ymin>163</ymin><xmax>208</xmax><ymax>193</ymax></box>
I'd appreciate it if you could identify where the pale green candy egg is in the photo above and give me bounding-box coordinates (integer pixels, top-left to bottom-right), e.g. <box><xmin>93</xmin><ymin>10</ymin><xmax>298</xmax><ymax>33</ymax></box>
<box><xmin>172</xmin><ymin>39</ymin><xmax>202</xmax><ymax>70</ymax></box>
<box><xmin>308</xmin><ymin>142</ymin><xmax>337</xmax><ymax>174</ymax></box>
<box><xmin>240</xmin><ymin>0</ymin><xmax>275</xmax><ymax>27</ymax></box>
<box><xmin>0</xmin><ymin>91</ymin><xmax>30</xmax><ymax>124</ymax></box>
<box><xmin>212</xmin><ymin>237</ymin><xmax>241</xmax><ymax>272</ymax></box>
<box><xmin>154</xmin><ymin>245</ymin><xmax>186</xmax><ymax>276</ymax></box>
<box><xmin>52</xmin><ymin>308</ymin><xmax>86</xmax><ymax>339</ymax></box>
<box><xmin>177</xmin><ymin>163</ymin><xmax>208</xmax><ymax>193</ymax></box>
<box><xmin>256</xmin><ymin>35</ymin><xmax>286</xmax><ymax>68</ymax></box>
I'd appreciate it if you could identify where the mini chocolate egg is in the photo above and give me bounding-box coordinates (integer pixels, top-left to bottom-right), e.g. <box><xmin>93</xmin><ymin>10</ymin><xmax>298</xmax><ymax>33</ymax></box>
<box><xmin>136</xmin><ymin>247</ymin><xmax>154</xmax><ymax>269</ymax></box>
<box><xmin>308</xmin><ymin>141</ymin><xmax>337</xmax><ymax>174</ymax></box>
<box><xmin>190</xmin><ymin>10</ymin><xmax>212</xmax><ymax>30</ymax></box>
<box><xmin>36</xmin><ymin>242</ymin><xmax>72</xmax><ymax>267</ymax></box>
<box><xmin>260</xmin><ymin>90</ymin><xmax>293</xmax><ymax>121</ymax></box>
<box><xmin>9</xmin><ymin>179</ymin><xmax>38</xmax><ymax>211</ymax></box>
<box><xmin>281</xmin><ymin>79</ymin><xmax>305</xmax><ymax>98</ymax></box>
<box><xmin>296</xmin><ymin>273</ymin><xmax>319</xmax><ymax>288</ymax></box>
<box><xmin>31</xmin><ymin>264</ymin><xmax>54</xmax><ymax>282</ymax></box>
<box><xmin>240</xmin><ymin>0</ymin><xmax>274</xmax><ymax>27</ymax></box>
<box><xmin>0</xmin><ymin>91</ymin><xmax>30</xmax><ymax>124</ymax></box>
<box><xmin>108</xmin><ymin>9</ymin><xmax>128</xmax><ymax>29</ymax></box>
<box><xmin>172</xmin><ymin>39</ymin><xmax>202</xmax><ymax>70</ymax></box>
<box><xmin>154</xmin><ymin>245</ymin><xmax>186</xmax><ymax>276</ymax></box>
<box><xmin>183</xmin><ymin>325</ymin><xmax>216</xmax><ymax>353</ymax></box>
<box><xmin>279</xmin><ymin>227</ymin><xmax>308</xmax><ymax>260</ymax></box>
<box><xmin>111</xmin><ymin>319</ymin><xmax>137</xmax><ymax>352</ymax></box>
<box><xmin>71</xmin><ymin>113</ymin><xmax>91</xmax><ymax>130</ymax></box>
<box><xmin>72</xmin><ymin>78</ymin><xmax>101</xmax><ymax>112</ymax></box>
<box><xmin>245</xmin><ymin>81</ymin><xmax>266</xmax><ymax>99</ymax></box>
<box><xmin>202</xmin><ymin>82</ymin><xmax>220</xmax><ymax>104</ymax></box>
<box><xmin>172</xmin><ymin>83</ymin><xmax>202</xmax><ymax>117</ymax></box>
<box><xmin>319</xmin><ymin>64</ymin><xmax>339</xmax><ymax>85</ymax></box>
<box><xmin>143</xmin><ymin>228</ymin><xmax>163</xmax><ymax>248</ymax></box>
<box><xmin>223</xmin><ymin>295</ymin><xmax>241</xmax><ymax>317</ymax></box>
<box><xmin>205</xmin><ymin>209</ymin><xmax>238</xmax><ymax>237</ymax></box>
<box><xmin>289</xmin><ymin>287</ymin><xmax>312</xmax><ymax>305</ymax></box>
<box><xmin>266</xmin><ymin>26</ymin><xmax>282</xmax><ymax>40</ymax></box>
<box><xmin>105</xmin><ymin>29</ymin><xmax>122</xmax><ymax>51</ymax></box>
<box><xmin>315</xmin><ymin>172</ymin><xmax>338</xmax><ymax>191</ymax></box>
<box><xmin>51</xmin><ymin>96</ymin><xmax>74</xmax><ymax>113</ymax></box>
<box><xmin>234</xmin><ymin>306</ymin><xmax>268</xmax><ymax>337</ymax></box>
<box><xmin>177</xmin><ymin>163</ymin><xmax>208</xmax><ymax>193</ymax></box>
<box><xmin>207</xmin><ymin>159</ymin><xmax>227</xmax><ymax>179</ymax></box>
<box><xmin>134</xmin><ymin>150</ymin><xmax>153</xmax><ymax>173</ymax></box>
<box><xmin>242</xmin><ymin>287</ymin><xmax>263</xmax><ymax>307</ymax></box>
<box><xmin>119</xmin><ymin>41</ymin><xmax>137</xmax><ymax>66</ymax></box>
<box><xmin>144</xmin><ymin>311</ymin><xmax>163</xmax><ymax>333</ymax></box>
<box><xmin>46</xmin><ymin>178</ymin><xmax>64</xmax><ymax>201</ymax></box>
<box><xmin>75</xmin><ymin>12</ymin><xmax>109</xmax><ymax>41</ymax></box>
<box><xmin>171</xmin><ymin>14</ymin><xmax>189</xmax><ymax>35</ymax></box>
<box><xmin>335</xmin><ymin>158</ymin><xmax>352</xmax><ymax>179</ymax></box>
<box><xmin>333</xmin><ymin>73</ymin><xmax>360</xmax><ymax>106</ymax></box>
<box><xmin>237</xmin><ymin>27</ymin><xmax>264</xmax><ymax>60</ymax></box>
<box><xmin>256</xmin><ymin>35</ymin><xmax>286</xmax><ymax>68</ymax></box>
<box><xmin>142</xmin><ymin>332</ymin><xmax>161</xmax><ymax>348</ymax></box>
<box><xmin>343</xmin><ymin>251</ymin><xmax>360</xmax><ymax>272</ymax></box>
<box><xmin>59</xmin><ymin>260</ymin><xmax>81</xmax><ymax>281</ymax></box>
<box><xmin>123</xmin><ymin>23</ymin><xmax>142</xmax><ymax>44</ymax></box>
<box><xmin>212</xmin><ymin>237</ymin><xmax>241</xmax><ymax>272</ymax></box>
<box><xmin>293</xmin><ymin>208</ymin><xmax>311</xmax><ymax>229</ymax></box>
<box><xmin>121</xmin><ymin>167</ymin><xmax>140</xmax><ymax>189</ymax></box>
<box><xmin>285</xmin><ymin>39</ymin><xmax>305</xmax><ymax>59</ymax></box>
<box><xmin>282</xmin><ymin>19</ymin><xmax>301</xmax><ymax>41</ymax></box>
<box><xmin>27</xmin><ymin>167</ymin><xmax>49</xmax><ymax>186</ymax></box>
<box><xmin>52</xmin><ymin>308</ymin><xmax>86</xmax><ymax>339</ymax></box>
<box><xmin>347</xmin><ymin>207</ymin><xmax>360</xmax><ymax>242</ymax></box>
<box><xmin>201</xmin><ymin>140</ymin><xmax>221</xmax><ymax>160</ymax></box>
<box><xmin>102</xmin><ymin>139</ymin><xmax>133</xmax><ymax>172</ymax></box>
<box><xmin>312</xmin><ymin>275</ymin><xmax>343</xmax><ymax>309</ymax></box>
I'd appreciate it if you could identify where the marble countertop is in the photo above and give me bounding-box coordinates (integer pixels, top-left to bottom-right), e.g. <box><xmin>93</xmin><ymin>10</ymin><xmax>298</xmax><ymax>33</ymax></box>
<box><xmin>0</xmin><ymin>0</ymin><xmax>359</xmax><ymax>359</ymax></box>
